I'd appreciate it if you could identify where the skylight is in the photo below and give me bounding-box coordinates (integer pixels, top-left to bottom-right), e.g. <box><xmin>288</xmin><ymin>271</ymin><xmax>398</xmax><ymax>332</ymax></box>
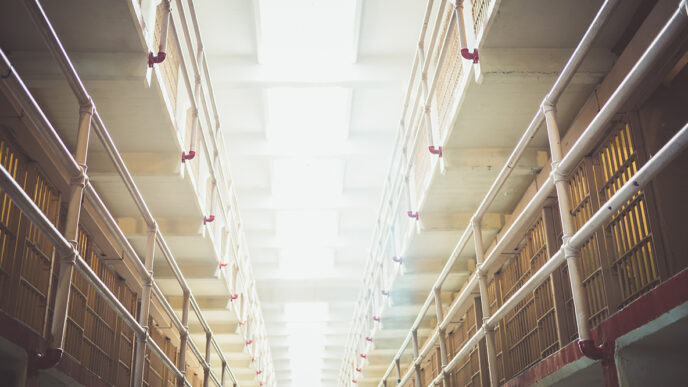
<box><xmin>258</xmin><ymin>0</ymin><xmax>357</xmax><ymax>65</ymax></box>
<box><xmin>266</xmin><ymin>87</ymin><xmax>351</xmax><ymax>150</ymax></box>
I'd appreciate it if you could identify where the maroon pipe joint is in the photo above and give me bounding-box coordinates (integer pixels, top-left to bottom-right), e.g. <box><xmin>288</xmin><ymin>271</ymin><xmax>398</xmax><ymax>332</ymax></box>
<box><xmin>407</xmin><ymin>211</ymin><xmax>419</xmax><ymax>220</ymax></box>
<box><xmin>365</xmin><ymin>337</ymin><xmax>373</xmax><ymax>342</ymax></box>
<box><xmin>356</xmin><ymin>368</ymin><xmax>362</xmax><ymax>372</ymax></box>
<box><xmin>148</xmin><ymin>51</ymin><xmax>167</xmax><ymax>68</ymax></box>
<box><xmin>461</xmin><ymin>48</ymin><xmax>479</xmax><ymax>63</ymax></box>
<box><xmin>381</xmin><ymin>290</ymin><xmax>389</xmax><ymax>296</ymax></box>
<box><xmin>203</xmin><ymin>215</ymin><xmax>215</xmax><ymax>225</ymax></box>
<box><xmin>428</xmin><ymin>146</ymin><xmax>443</xmax><ymax>157</ymax></box>
<box><xmin>360</xmin><ymin>354</ymin><xmax>367</xmax><ymax>359</ymax></box>
<box><xmin>392</xmin><ymin>256</ymin><xmax>402</xmax><ymax>263</ymax></box>
<box><xmin>230</xmin><ymin>294</ymin><xmax>239</xmax><ymax>301</ymax></box>
<box><xmin>578</xmin><ymin>339</ymin><xmax>610</xmax><ymax>361</ymax></box>
<box><xmin>28</xmin><ymin>348</ymin><xmax>63</xmax><ymax>371</ymax></box>
<box><xmin>181</xmin><ymin>150</ymin><xmax>196</xmax><ymax>163</ymax></box>
<box><xmin>372</xmin><ymin>316</ymin><xmax>381</xmax><ymax>322</ymax></box>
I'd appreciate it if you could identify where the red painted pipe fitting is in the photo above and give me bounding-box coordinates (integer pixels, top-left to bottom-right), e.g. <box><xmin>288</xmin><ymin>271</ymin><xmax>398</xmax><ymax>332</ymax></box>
<box><xmin>372</xmin><ymin>316</ymin><xmax>381</xmax><ymax>322</ymax></box>
<box><xmin>239</xmin><ymin>320</ymin><xmax>246</xmax><ymax>326</ymax></box>
<box><xmin>251</xmin><ymin>357</ymin><xmax>255</xmax><ymax>362</ymax></box>
<box><xmin>204</xmin><ymin>215</ymin><xmax>215</xmax><ymax>225</ymax></box>
<box><xmin>460</xmin><ymin>48</ymin><xmax>479</xmax><ymax>63</ymax></box>
<box><xmin>381</xmin><ymin>290</ymin><xmax>389</xmax><ymax>296</ymax></box>
<box><xmin>578</xmin><ymin>339</ymin><xmax>607</xmax><ymax>360</ymax></box>
<box><xmin>181</xmin><ymin>150</ymin><xmax>196</xmax><ymax>162</ymax></box>
<box><xmin>256</xmin><ymin>370</ymin><xmax>262</xmax><ymax>375</ymax></box>
<box><xmin>360</xmin><ymin>354</ymin><xmax>367</xmax><ymax>359</ymax></box>
<box><xmin>352</xmin><ymin>379</ymin><xmax>358</xmax><ymax>383</ymax></box>
<box><xmin>219</xmin><ymin>262</ymin><xmax>229</xmax><ymax>268</ymax></box>
<box><xmin>365</xmin><ymin>337</ymin><xmax>373</xmax><ymax>342</ymax></box>
<box><xmin>246</xmin><ymin>340</ymin><xmax>253</xmax><ymax>345</ymax></box>
<box><xmin>230</xmin><ymin>294</ymin><xmax>239</xmax><ymax>301</ymax></box>
<box><xmin>356</xmin><ymin>368</ymin><xmax>362</xmax><ymax>372</ymax></box>
<box><xmin>148</xmin><ymin>51</ymin><xmax>167</xmax><ymax>68</ymax></box>
<box><xmin>29</xmin><ymin>348</ymin><xmax>63</xmax><ymax>370</ymax></box>
<box><xmin>407</xmin><ymin>211</ymin><xmax>419</xmax><ymax>220</ymax></box>
<box><xmin>428</xmin><ymin>146</ymin><xmax>443</xmax><ymax>157</ymax></box>
<box><xmin>392</xmin><ymin>256</ymin><xmax>402</xmax><ymax>263</ymax></box>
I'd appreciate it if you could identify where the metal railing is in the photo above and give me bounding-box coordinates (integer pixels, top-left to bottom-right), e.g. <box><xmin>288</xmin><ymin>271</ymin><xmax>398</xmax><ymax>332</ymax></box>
<box><xmin>341</xmin><ymin>0</ymin><xmax>688</xmax><ymax>385</ymax></box>
<box><xmin>0</xmin><ymin>0</ymin><xmax>275</xmax><ymax>385</ymax></box>
<box><xmin>340</xmin><ymin>0</ymin><xmax>482</xmax><ymax>384</ymax></box>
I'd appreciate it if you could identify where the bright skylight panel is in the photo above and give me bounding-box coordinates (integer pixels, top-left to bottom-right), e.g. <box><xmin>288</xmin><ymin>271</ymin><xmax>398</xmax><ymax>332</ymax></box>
<box><xmin>266</xmin><ymin>88</ymin><xmax>351</xmax><ymax>147</ymax></box>
<box><xmin>278</xmin><ymin>247</ymin><xmax>335</xmax><ymax>278</ymax></box>
<box><xmin>275</xmin><ymin>210</ymin><xmax>338</xmax><ymax>245</ymax></box>
<box><xmin>271</xmin><ymin>158</ymin><xmax>344</xmax><ymax>202</ymax></box>
<box><xmin>258</xmin><ymin>0</ymin><xmax>357</xmax><ymax>65</ymax></box>
<box><xmin>285</xmin><ymin>302</ymin><xmax>328</xmax><ymax>321</ymax></box>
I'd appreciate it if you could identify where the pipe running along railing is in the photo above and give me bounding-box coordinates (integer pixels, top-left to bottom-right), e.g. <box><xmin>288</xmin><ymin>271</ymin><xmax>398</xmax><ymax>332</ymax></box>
<box><xmin>0</xmin><ymin>0</ymin><xmax>276</xmax><ymax>385</ymax></box>
<box><xmin>369</xmin><ymin>1</ymin><xmax>688</xmax><ymax>387</ymax></box>
<box><xmin>340</xmin><ymin>0</ymin><xmax>484</xmax><ymax>384</ymax></box>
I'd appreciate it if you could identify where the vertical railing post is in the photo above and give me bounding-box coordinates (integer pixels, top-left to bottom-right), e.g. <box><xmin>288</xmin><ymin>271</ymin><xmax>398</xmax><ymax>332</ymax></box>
<box><xmin>203</xmin><ymin>332</ymin><xmax>211</xmax><ymax>387</ymax></box>
<box><xmin>177</xmin><ymin>291</ymin><xmax>191</xmax><ymax>387</ymax></box>
<box><xmin>133</xmin><ymin>225</ymin><xmax>157</xmax><ymax>386</ymax></box>
<box><xmin>472</xmin><ymin>218</ymin><xmax>499</xmax><ymax>386</ymax></box>
<box><xmin>221</xmin><ymin>361</ymin><xmax>227</xmax><ymax>386</ymax></box>
<box><xmin>395</xmin><ymin>358</ymin><xmax>402</xmax><ymax>385</ymax></box>
<box><xmin>411</xmin><ymin>329</ymin><xmax>422</xmax><ymax>387</ymax></box>
<box><xmin>433</xmin><ymin>287</ymin><xmax>450</xmax><ymax>387</ymax></box>
<box><xmin>50</xmin><ymin>100</ymin><xmax>92</xmax><ymax>350</ymax></box>
<box><xmin>542</xmin><ymin>104</ymin><xmax>592</xmax><ymax>341</ymax></box>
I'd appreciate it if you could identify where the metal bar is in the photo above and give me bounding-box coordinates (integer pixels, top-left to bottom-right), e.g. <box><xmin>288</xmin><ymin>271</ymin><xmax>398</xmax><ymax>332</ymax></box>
<box><xmin>433</xmin><ymin>288</ymin><xmax>450</xmax><ymax>387</ymax></box>
<box><xmin>134</xmin><ymin>226</ymin><xmax>158</xmax><ymax>385</ymax></box>
<box><xmin>472</xmin><ymin>220</ymin><xmax>499</xmax><ymax>386</ymax></box>
<box><xmin>178</xmin><ymin>292</ymin><xmax>191</xmax><ymax>387</ymax></box>
<box><xmin>411</xmin><ymin>329</ymin><xmax>422</xmax><ymax>387</ymax></box>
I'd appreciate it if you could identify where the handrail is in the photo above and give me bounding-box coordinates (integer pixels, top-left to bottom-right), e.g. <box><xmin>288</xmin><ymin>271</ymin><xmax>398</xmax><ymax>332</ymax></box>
<box><xmin>373</xmin><ymin>1</ymin><xmax>687</xmax><ymax>385</ymax></box>
<box><xmin>166</xmin><ymin>0</ymin><xmax>272</xmax><ymax>379</ymax></box>
<box><xmin>17</xmin><ymin>0</ymin><xmax>254</xmax><ymax>384</ymax></box>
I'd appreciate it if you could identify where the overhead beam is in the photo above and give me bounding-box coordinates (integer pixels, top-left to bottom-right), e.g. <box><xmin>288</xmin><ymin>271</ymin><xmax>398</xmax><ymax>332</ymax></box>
<box><xmin>207</xmin><ymin>55</ymin><xmax>410</xmax><ymax>86</ymax></box>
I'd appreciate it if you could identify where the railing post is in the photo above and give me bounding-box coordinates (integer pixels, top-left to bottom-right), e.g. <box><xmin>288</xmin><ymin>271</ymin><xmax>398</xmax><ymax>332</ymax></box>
<box><xmin>411</xmin><ymin>329</ymin><xmax>422</xmax><ymax>387</ymax></box>
<box><xmin>542</xmin><ymin>104</ymin><xmax>592</xmax><ymax>341</ymax></box>
<box><xmin>50</xmin><ymin>100</ymin><xmax>92</xmax><ymax>350</ymax></box>
<box><xmin>221</xmin><ymin>361</ymin><xmax>227</xmax><ymax>386</ymax></box>
<box><xmin>133</xmin><ymin>225</ymin><xmax>157</xmax><ymax>386</ymax></box>
<box><xmin>177</xmin><ymin>291</ymin><xmax>191</xmax><ymax>387</ymax></box>
<box><xmin>472</xmin><ymin>218</ymin><xmax>499</xmax><ymax>386</ymax></box>
<box><xmin>433</xmin><ymin>287</ymin><xmax>450</xmax><ymax>387</ymax></box>
<box><xmin>395</xmin><ymin>358</ymin><xmax>402</xmax><ymax>385</ymax></box>
<box><xmin>203</xmin><ymin>332</ymin><xmax>211</xmax><ymax>387</ymax></box>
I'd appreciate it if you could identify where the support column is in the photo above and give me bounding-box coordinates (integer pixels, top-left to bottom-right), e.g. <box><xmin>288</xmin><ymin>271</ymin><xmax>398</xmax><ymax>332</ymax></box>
<box><xmin>203</xmin><ymin>332</ymin><xmax>211</xmax><ymax>387</ymax></box>
<box><xmin>542</xmin><ymin>105</ymin><xmax>592</xmax><ymax>341</ymax></box>
<box><xmin>411</xmin><ymin>329</ymin><xmax>422</xmax><ymax>387</ymax></box>
<box><xmin>177</xmin><ymin>292</ymin><xmax>191</xmax><ymax>387</ymax></box>
<box><xmin>433</xmin><ymin>288</ymin><xmax>450</xmax><ymax>387</ymax></box>
<box><xmin>472</xmin><ymin>218</ymin><xmax>499</xmax><ymax>386</ymax></box>
<box><xmin>133</xmin><ymin>225</ymin><xmax>157</xmax><ymax>386</ymax></box>
<box><xmin>50</xmin><ymin>101</ymin><xmax>92</xmax><ymax>350</ymax></box>
<box><xmin>221</xmin><ymin>361</ymin><xmax>227</xmax><ymax>387</ymax></box>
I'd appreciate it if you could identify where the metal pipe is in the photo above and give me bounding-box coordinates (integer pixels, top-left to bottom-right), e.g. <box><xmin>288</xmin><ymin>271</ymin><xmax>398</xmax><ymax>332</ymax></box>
<box><xmin>411</xmin><ymin>329</ymin><xmax>422</xmax><ymax>387</ymax></box>
<box><xmin>471</xmin><ymin>220</ymin><xmax>499</xmax><ymax>386</ymax></box>
<box><xmin>177</xmin><ymin>292</ymin><xmax>191</xmax><ymax>387</ymax></box>
<box><xmin>134</xmin><ymin>225</ymin><xmax>158</xmax><ymax>385</ymax></box>
<box><xmin>432</xmin><ymin>288</ymin><xmax>450</xmax><ymax>387</ymax></box>
<box><xmin>559</xmin><ymin>4</ymin><xmax>688</xmax><ymax>175</ymax></box>
<box><xmin>204</xmin><ymin>333</ymin><xmax>212</xmax><ymax>387</ymax></box>
<box><xmin>50</xmin><ymin>96</ymin><xmax>92</xmax><ymax>352</ymax></box>
<box><xmin>149</xmin><ymin>0</ymin><xmax>171</xmax><ymax>67</ymax></box>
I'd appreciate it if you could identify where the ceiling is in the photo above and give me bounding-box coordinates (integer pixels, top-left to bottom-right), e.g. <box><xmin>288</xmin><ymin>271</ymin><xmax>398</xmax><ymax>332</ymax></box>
<box><xmin>196</xmin><ymin>1</ymin><xmax>426</xmax><ymax>385</ymax></box>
